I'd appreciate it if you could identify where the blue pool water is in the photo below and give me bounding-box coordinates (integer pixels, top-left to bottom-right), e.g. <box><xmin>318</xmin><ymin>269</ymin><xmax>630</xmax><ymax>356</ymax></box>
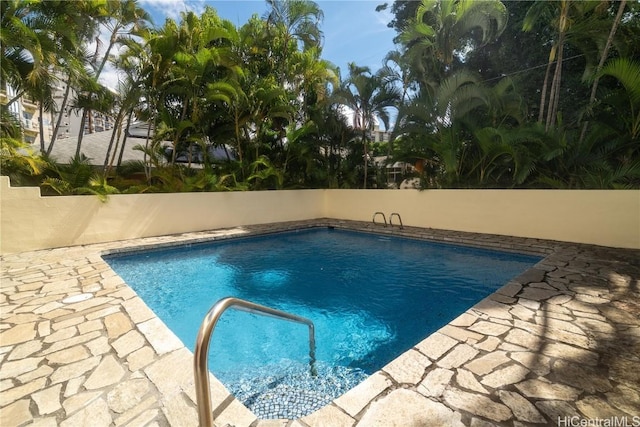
<box><xmin>105</xmin><ymin>228</ymin><xmax>541</xmax><ymax>418</ymax></box>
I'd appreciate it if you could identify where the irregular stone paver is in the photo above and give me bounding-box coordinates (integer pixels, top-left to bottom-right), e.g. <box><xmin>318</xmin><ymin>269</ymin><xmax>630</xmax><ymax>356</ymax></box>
<box><xmin>606</xmin><ymin>385</ymin><xmax>640</xmax><ymax>416</ymax></box>
<box><xmin>83</xmin><ymin>354</ymin><xmax>125</xmax><ymax>389</ymax></box>
<box><xmin>60</xmin><ymin>397</ymin><xmax>112</xmax><ymax>427</ymax></box>
<box><xmin>32</xmin><ymin>384</ymin><xmax>63</xmax><ymax>415</ymax></box>
<box><xmin>0</xmin><ymin>399</ymin><xmax>32</xmax><ymax>426</ymax></box>
<box><xmin>113</xmin><ymin>396</ymin><xmax>157</xmax><ymax>426</ymax></box>
<box><xmin>576</xmin><ymin>396</ymin><xmax>622</xmax><ymax>419</ymax></box>
<box><xmin>1</xmin><ymin>219</ymin><xmax>639</xmax><ymax>426</ymax></box>
<box><xmin>49</xmin><ymin>356</ymin><xmax>101</xmax><ymax>385</ymax></box>
<box><xmin>551</xmin><ymin>360</ymin><xmax>612</xmax><ymax>394</ymax></box>
<box><xmin>333</xmin><ymin>372</ymin><xmax>392</xmax><ymax>418</ymax></box>
<box><xmin>45</xmin><ymin>345</ymin><xmax>90</xmax><ymax>365</ymax></box>
<box><xmin>509</xmin><ymin>352</ymin><xmax>551</xmax><ymax>376</ymax></box>
<box><xmin>515</xmin><ymin>379</ymin><xmax>581</xmax><ymax>401</ymax></box>
<box><xmin>300</xmin><ymin>404</ymin><xmax>354</xmax><ymax>427</ymax></box>
<box><xmin>443</xmin><ymin>388</ymin><xmax>512</xmax><ymax>422</ymax></box>
<box><xmin>437</xmin><ymin>344</ymin><xmax>479</xmax><ymax>369</ymax></box>
<box><xmin>104</xmin><ymin>312</ymin><xmax>133</xmax><ymax>338</ymax></box>
<box><xmin>161</xmin><ymin>393</ymin><xmax>198</xmax><ymax>427</ymax></box>
<box><xmin>0</xmin><ymin>356</ymin><xmax>43</xmax><ymax>378</ymax></box>
<box><xmin>415</xmin><ymin>332</ymin><xmax>458</xmax><ymax>360</ymax></box>
<box><xmin>417</xmin><ymin>367</ymin><xmax>455</xmax><ymax>397</ymax></box>
<box><xmin>535</xmin><ymin>400</ymin><xmax>581</xmax><ymax>421</ymax></box>
<box><xmin>455</xmin><ymin>369</ymin><xmax>488</xmax><ymax>394</ymax></box>
<box><xmin>464</xmin><ymin>351</ymin><xmax>510</xmax><ymax>376</ymax></box>
<box><xmin>382</xmin><ymin>348</ymin><xmax>431</xmax><ymax>384</ymax></box>
<box><xmin>468</xmin><ymin>321</ymin><xmax>511</xmax><ymax>336</ymax></box>
<box><xmin>497</xmin><ymin>390</ymin><xmax>546</xmax><ymax>423</ymax></box>
<box><xmin>7</xmin><ymin>340</ymin><xmax>43</xmax><ymax>360</ymax></box>
<box><xmin>0</xmin><ymin>322</ymin><xmax>36</xmax><ymax>346</ymax></box>
<box><xmin>480</xmin><ymin>364</ymin><xmax>530</xmax><ymax>388</ymax></box>
<box><xmin>0</xmin><ymin>377</ymin><xmax>47</xmax><ymax>407</ymax></box>
<box><xmin>111</xmin><ymin>329</ymin><xmax>146</xmax><ymax>358</ymax></box>
<box><xmin>358</xmin><ymin>389</ymin><xmax>464</xmax><ymax>426</ymax></box>
<box><xmin>137</xmin><ymin>317</ymin><xmax>183</xmax><ymax>355</ymax></box>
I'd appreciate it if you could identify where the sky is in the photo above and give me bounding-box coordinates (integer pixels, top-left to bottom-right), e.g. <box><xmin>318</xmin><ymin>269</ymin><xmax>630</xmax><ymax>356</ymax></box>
<box><xmin>136</xmin><ymin>0</ymin><xmax>398</xmax><ymax>77</ymax></box>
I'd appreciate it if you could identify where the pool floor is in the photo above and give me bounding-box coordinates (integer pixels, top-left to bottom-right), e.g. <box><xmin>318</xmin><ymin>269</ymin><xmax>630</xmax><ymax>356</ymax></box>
<box><xmin>1</xmin><ymin>219</ymin><xmax>639</xmax><ymax>426</ymax></box>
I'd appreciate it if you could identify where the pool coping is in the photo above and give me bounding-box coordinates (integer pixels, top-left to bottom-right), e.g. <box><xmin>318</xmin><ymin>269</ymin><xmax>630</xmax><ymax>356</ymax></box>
<box><xmin>1</xmin><ymin>219</ymin><xmax>639</xmax><ymax>426</ymax></box>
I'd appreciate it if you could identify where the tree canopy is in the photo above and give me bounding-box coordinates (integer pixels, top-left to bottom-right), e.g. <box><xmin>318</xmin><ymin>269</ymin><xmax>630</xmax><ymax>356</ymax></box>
<box><xmin>1</xmin><ymin>0</ymin><xmax>638</xmax><ymax>193</ymax></box>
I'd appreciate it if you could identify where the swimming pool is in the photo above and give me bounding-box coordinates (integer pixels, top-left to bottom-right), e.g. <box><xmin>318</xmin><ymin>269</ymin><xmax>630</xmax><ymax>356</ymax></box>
<box><xmin>105</xmin><ymin>228</ymin><xmax>541</xmax><ymax>418</ymax></box>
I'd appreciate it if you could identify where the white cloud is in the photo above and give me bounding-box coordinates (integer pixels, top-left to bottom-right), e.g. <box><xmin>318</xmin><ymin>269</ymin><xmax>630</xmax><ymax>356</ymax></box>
<box><xmin>139</xmin><ymin>0</ymin><xmax>206</xmax><ymax>22</ymax></box>
<box><xmin>98</xmin><ymin>68</ymin><xmax>122</xmax><ymax>93</ymax></box>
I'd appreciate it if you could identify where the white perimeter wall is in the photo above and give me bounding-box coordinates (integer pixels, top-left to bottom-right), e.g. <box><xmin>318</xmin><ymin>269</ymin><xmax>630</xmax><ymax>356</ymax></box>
<box><xmin>1</xmin><ymin>176</ymin><xmax>638</xmax><ymax>253</ymax></box>
<box><xmin>325</xmin><ymin>189</ymin><xmax>640</xmax><ymax>251</ymax></box>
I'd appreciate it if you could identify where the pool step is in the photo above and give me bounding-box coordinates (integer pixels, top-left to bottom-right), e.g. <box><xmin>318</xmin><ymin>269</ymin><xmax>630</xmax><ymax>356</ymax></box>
<box><xmin>223</xmin><ymin>362</ymin><xmax>368</xmax><ymax>419</ymax></box>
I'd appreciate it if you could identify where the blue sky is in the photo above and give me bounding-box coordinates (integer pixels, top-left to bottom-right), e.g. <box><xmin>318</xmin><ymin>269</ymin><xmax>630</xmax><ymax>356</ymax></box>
<box><xmin>138</xmin><ymin>0</ymin><xmax>399</xmax><ymax>76</ymax></box>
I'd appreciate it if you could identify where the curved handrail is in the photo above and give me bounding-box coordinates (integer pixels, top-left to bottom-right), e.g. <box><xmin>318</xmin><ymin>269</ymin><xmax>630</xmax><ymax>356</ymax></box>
<box><xmin>372</xmin><ymin>211</ymin><xmax>387</xmax><ymax>227</ymax></box>
<box><xmin>389</xmin><ymin>212</ymin><xmax>404</xmax><ymax>229</ymax></box>
<box><xmin>194</xmin><ymin>297</ymin><xmax>316</xmax><ymax>427</ymax></box>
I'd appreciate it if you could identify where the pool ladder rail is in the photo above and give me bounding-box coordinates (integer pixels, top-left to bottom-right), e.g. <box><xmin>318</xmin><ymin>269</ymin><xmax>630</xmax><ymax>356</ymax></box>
<box><xmin>194</xmin><ymin>297</ymin><xmax>317</xmax><ymax>427</ymax></box>
<box><xmin>390</xmin><ymin>212</ymin><xmax>404</xmax><ymax>229</ymax></box>
<box><xmin>372</xmin><ymin>211</ymin><xmax>387</xmax><ymax>227</ymax></box>
<box><xmin>372</xmin><ymin>212</ymin><xmax>404</xmax><ymax>229</ymax></box>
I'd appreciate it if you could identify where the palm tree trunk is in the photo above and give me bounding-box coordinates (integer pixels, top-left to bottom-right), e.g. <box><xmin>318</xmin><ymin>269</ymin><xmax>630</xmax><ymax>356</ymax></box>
<box><xmin>75</xmin><ymin>109</ymin><xmax>88</xmax><ymax>158</ymax></box>
<box><xmin>362</xmin><ymin>127</ymin><xmax>368</xmax><ymax>189</ymax></box>
<box><xmin>47</xmin><ymin>74</ymin><xmax>73</xmax><ymax>155</ymax></box>
<box><xmin>87</xmin><ymin>109</ymin><xmax>93</xmax><ymax>134</ymax></box>
<box><xmin>96</xmin><ymin>30</ymin><xmax>119</xmax><ymax>77</ymax></box>
<box><xmin>6</xmin><ymin>89</ymin><xmax>25</xmax><ymax>108</ymax></box>
<box><xmin>538</xmin><ymin>50</ymin><xmax>554</xmax><ymax>123</ymax></box>
<box><xmin>545</xmin><ymin>41</ymin><xmax>564</xmax><ymax>130</ymax></box>
<box><xmin>106</xmin><ymin>117</ymin><xmax>125</xmax><ymax>176</ymax></box>
<box><xmin>579</xmin><ymin>0</ymin><xmax>627</xmax><ymax>143</ymax></box>
<box><xmin>171</xmin><ymin>100</ymin><xmax>189</xmax><ymax>165</ymax></box>
<box><xmin>117</xmin><ymin>110</ymin><xmax>133</xmax><ymax>167</ymax></box>
<box><xmin>234</xmin><ymin>105</ymin><xmax>244</xmax><ymax>163</ymax></box>
<box><xmin>75</xmin><ymin>100</ymin><xmax>92</xmax><ymax>155</ymax></box>
<box><xmin>103</xmin><ymin>110</ymin><xmax>124</xmax><ymax>172</ymax></box>
<box><xmin>546</xmin><ymin>1</ymin><xmax>569</xmax><ymax>131</ymax></box>
<box><xmin>144</xmin><ymin>116</ymin><xmax>153</xmax><ymax>182</ymax></box>
<box><xmin>76</xmin><ymin>30</ymin><xmax>119</xmax><ymax>156</ymax></box>
<box><xmin>38</xmin><ymin>104</ymin><xmax>46</xmax><ymax>153</ymax></box>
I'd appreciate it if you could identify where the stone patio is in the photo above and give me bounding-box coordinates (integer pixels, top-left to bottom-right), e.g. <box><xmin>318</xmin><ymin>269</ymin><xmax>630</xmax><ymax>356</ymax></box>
<box><xmin>1</xmin><ymin>219</ymin><xmax>639</xmax><ymax>426</ymax></box>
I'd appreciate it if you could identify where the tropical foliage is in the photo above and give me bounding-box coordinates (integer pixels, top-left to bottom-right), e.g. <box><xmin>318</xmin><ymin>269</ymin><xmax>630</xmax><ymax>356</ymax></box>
<box><xmin>1</xmin><ymin>0</ymin><xmax>639</xmax><ymax>193</ymax></box>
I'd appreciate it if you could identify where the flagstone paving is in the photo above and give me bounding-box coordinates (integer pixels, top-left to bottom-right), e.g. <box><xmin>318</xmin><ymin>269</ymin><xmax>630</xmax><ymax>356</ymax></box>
<box><xmin>1</xmin><ymin>219</ymin><xmax>639</xmax><ymax>426</ymax></box>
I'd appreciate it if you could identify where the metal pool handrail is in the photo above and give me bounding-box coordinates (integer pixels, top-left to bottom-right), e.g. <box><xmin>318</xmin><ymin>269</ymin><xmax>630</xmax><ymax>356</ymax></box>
<box><xmin>389</xmin><ymin>212</ymin><xmax>404</xmax><ymax>229</ymax></box>
<box><xmin>193</xmin><ymin>297</ymin><xmax>317</xmax><ymax>427</ymax></box>
<box><xmin>373</xmin><ymin>211</ymin><xmax>387</xmax><ymax>227</ymax></box>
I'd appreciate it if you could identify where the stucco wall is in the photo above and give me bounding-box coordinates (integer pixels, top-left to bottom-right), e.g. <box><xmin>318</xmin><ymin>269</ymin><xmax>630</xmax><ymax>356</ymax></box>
<box><xmin>0</xmin><ymin>176</ymin><xmax>324</xmax><ymax>254</ymax></box>
<box><xmin>1</xmin><ymin>176</ymin><xmax>638</xmax><ymax>253</ymax></box>
<box><xmin>325</xmin><ymin>189</ymin><xmax>640</xmax><ymax>250</ymax></box>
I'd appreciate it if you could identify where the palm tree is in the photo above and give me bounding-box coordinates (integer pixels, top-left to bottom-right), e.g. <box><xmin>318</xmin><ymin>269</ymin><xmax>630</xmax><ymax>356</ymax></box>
<box><xmin>75</xmin><ymin>0</ymin><xmax>151</xmax><ymax>153</ymax></box>
<box><xmin>103</xmin><ymin>42</ymin><xmax>147</xmax><ymax>173</ymax></box>
<box><xmin>264</xmin><ymin>0</ymin><xmax>324</xmax><ymax>52</ymax></box>
<box><xmin>0</xmin><ymin>0</ymin><xmax>42</xmax><ymax>104</ymax></box>
<box><xmin>33</xmin><ymin>0</ymin><xmax>104</xmax><ymax>156</ymax></box>
<box><xmin>399</xmin><ymin>0</ymin><xmax>508</xmax><ymax>87</ymax></box>
<box><xmin>335</xmin><ymin>64</ymin><xmax>400</xmax><ymax>188</ymax></box>
<box><xmin>579</xmin><ymin>0</ymin><xmax>628</xmax><ymax>143</ymax></box>
<box><xmin>597</xmin><ymin>57</ymin><xmax>640</xmax><ymax>141</ymax></box>
<box><xmin>94</xmin><ymin>0</ymin><xmax>151</xmax><ymax>76</ymax></box>
<box><xmin>523</xmin><ymin>0</ymin><xmax>609</xmax><ymax>130</ymax></box>
<box><xmin>127</xmin><ymin>21</ymin><xmax>181</xmax><ymax>180</ymax></box>
<box><xmin>1</xmin><ymin>106</ymin><xmax>47</xmax><ymax>184</ymax></box>
<box><xmin>1</xmin><ymin>0</ymin><xmax>90</xmax><ymax>156</ymax></box>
